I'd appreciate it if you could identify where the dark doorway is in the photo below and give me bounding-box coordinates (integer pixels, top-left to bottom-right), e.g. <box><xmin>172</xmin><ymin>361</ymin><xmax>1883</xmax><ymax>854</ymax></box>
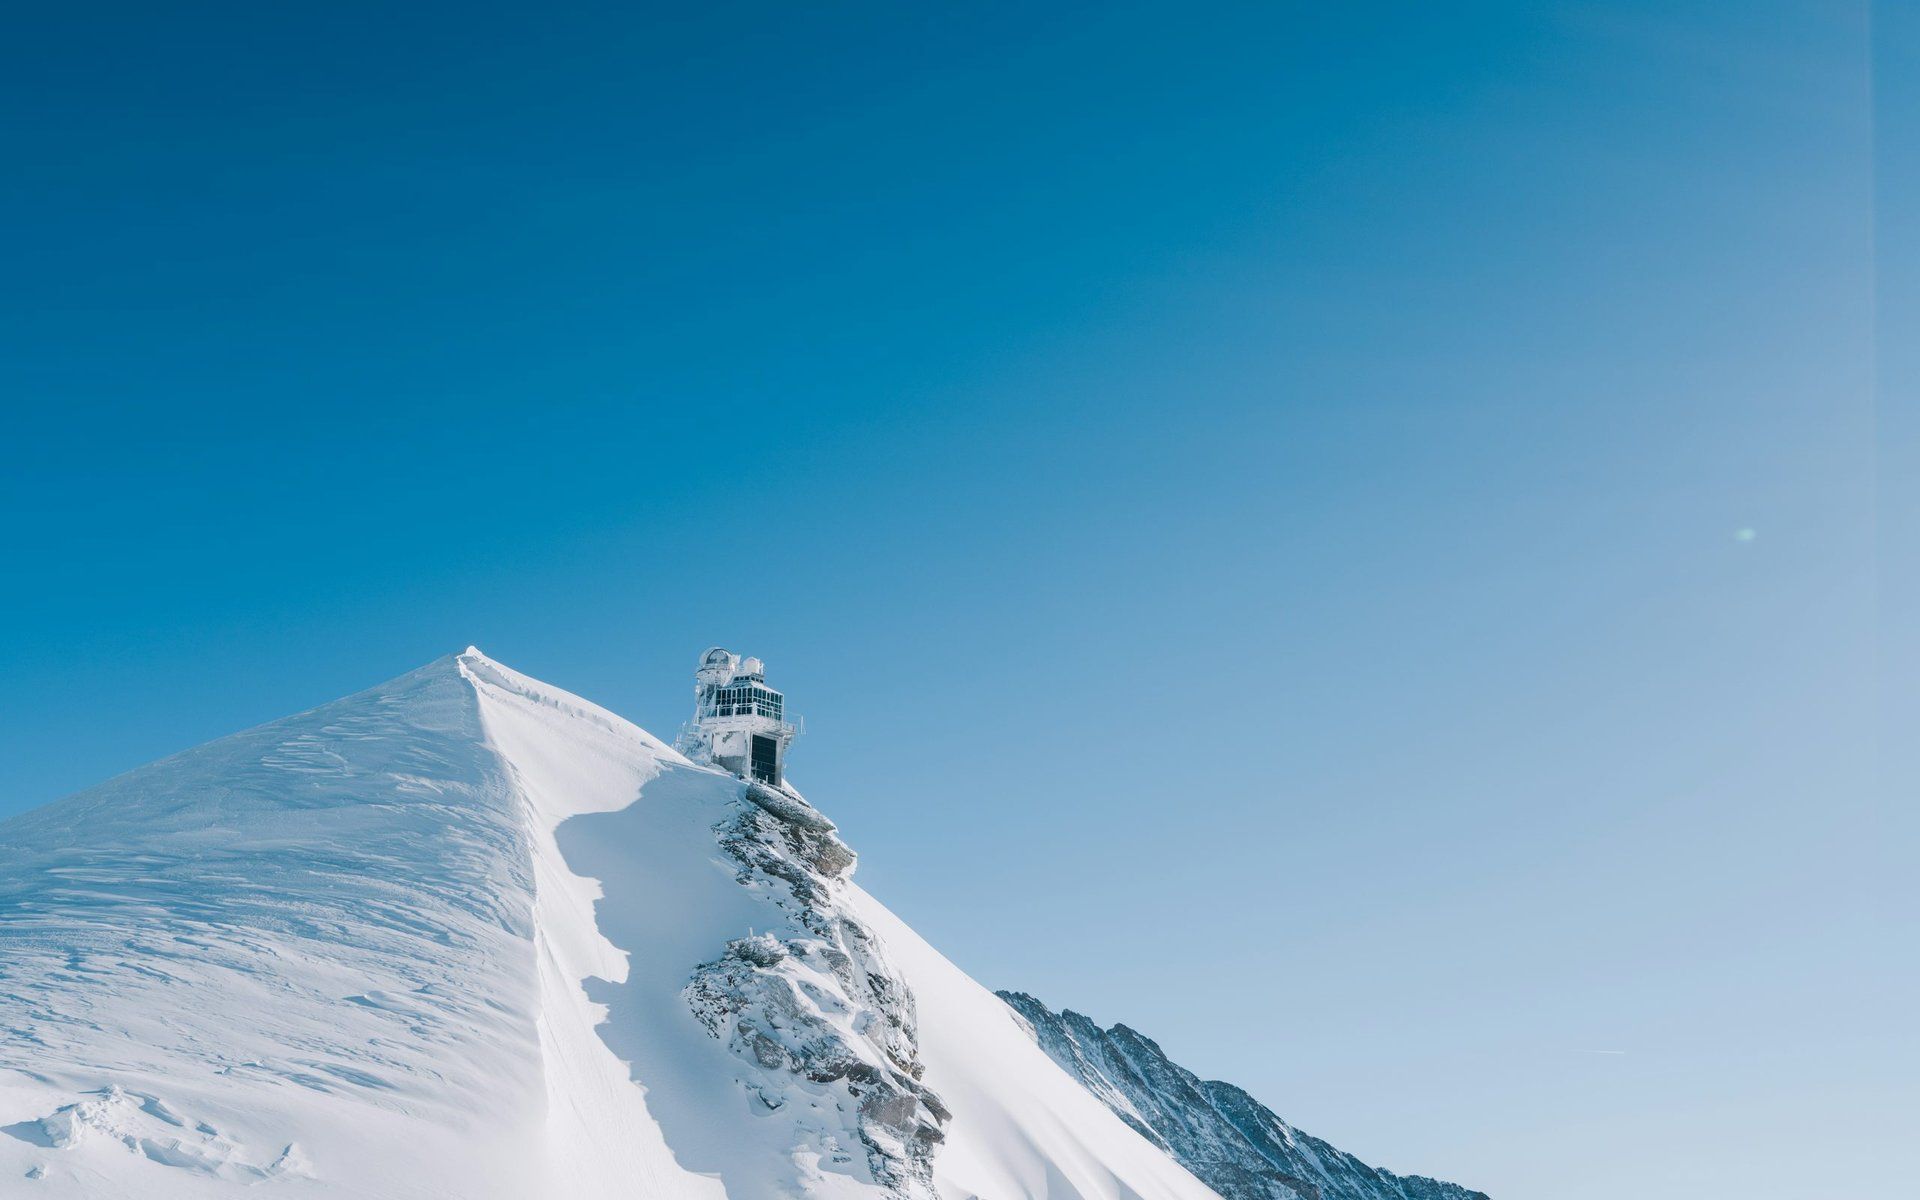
<box><xmin>750</xmin><ymin>734</ymin><xmax>779</xmax><ymax>784</ymax></box>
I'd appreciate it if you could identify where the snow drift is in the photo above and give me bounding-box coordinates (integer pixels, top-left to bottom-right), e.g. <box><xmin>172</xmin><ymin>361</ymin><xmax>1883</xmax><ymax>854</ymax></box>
<box><xmin>0</xmin><ymin>650</ymin><xmax>1224</xmax><ymax>1198</ymax></box>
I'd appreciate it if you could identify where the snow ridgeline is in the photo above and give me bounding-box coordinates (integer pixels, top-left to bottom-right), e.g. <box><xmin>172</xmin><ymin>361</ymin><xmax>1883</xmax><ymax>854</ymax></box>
<box><xmin>0</xmin><ymin>650</ymin><xmax>1225</xmax><ymax>1199</ymax></box>
<box><xmin>0</xmin><ymin>650</ymin><xmax>546</xmax><ymax>1199</ymax></box>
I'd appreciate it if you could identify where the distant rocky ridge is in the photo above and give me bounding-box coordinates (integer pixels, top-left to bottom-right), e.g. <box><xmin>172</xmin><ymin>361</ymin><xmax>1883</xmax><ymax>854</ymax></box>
<box><xmin>997</xmin><ymin>993</ymin><xmax>1486</xmax><ymax>1200</ymax></box>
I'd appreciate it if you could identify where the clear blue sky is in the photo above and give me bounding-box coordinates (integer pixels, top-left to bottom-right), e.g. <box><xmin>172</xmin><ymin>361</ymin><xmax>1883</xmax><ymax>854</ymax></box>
<box><xmin>1</xmin><ymin>3</ymin><xmax>1901</xmax><ymax>1196</ymax></box>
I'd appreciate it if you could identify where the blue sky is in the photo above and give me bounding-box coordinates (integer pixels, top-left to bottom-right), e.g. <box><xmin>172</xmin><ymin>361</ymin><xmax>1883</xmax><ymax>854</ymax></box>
<box><xmin>0</xmin><ymin>3</ymin><xmax>1899</xmax><ymax>1196</ymax></box>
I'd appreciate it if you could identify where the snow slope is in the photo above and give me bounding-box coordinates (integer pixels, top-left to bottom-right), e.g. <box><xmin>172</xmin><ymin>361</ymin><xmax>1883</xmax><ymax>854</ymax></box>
<box><xmin>0</xmin><ymin>649</ymin><xmax>1222</xmax><ymax>1199</ymax></box>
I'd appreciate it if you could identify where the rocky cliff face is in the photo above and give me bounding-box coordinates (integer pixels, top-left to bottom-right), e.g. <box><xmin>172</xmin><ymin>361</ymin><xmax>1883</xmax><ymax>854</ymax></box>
<box><xmin>997</xmin><ymin>993</ymin><xmax>1485</xmax><ymax>1200</ymax></box>
<box><xmin>687</xmin><ymin>780</ymin><xmax>950</xmax><ymax>1198</ymax></box>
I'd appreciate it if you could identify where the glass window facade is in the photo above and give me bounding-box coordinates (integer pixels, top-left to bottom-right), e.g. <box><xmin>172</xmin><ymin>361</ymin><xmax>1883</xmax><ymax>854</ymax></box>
<box><xmin>700</xmin><ymin>684</ymin><xmax>784</xmax><ymax>721</ymax></box>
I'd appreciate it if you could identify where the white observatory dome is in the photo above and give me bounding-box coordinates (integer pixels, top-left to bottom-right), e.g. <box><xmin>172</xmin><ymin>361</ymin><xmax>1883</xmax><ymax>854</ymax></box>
<box><xmin>702</xmin><ymin>647</ymin><xmax>734</xmax><ymax>667</ymax></box>
<box><xmin>739</xmin><ymin>656</ymin><xmax>765</xmax><ymax>678</ymax></box>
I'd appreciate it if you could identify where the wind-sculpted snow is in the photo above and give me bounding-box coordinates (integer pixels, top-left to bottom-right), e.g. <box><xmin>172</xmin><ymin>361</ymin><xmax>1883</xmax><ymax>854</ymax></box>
<box><xmin>5</xmin><ymin>1085</ymin><xmax>310</xmax><ymax>1182</ymax></box>
<box><xmin>997</xmin><ymin>993</ymin><xmax>1487</xmax><ymax>1200</ymax></box>
<box><xmin>0</xmin><ymin>654</ymin><xmax>546</xmax><ymax>1197</ymax></box>
<box><xmin>0</xmin><ymin>647</ymin><xmax>1263</xmax><ymax>1198</ymax></box>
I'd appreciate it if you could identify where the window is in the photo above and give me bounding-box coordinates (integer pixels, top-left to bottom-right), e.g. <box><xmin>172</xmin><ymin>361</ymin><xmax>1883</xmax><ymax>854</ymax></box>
<box><xmin>699</xmin><ymin>683</ymin><xmax>786</xmax><ymax>724</ymax></box>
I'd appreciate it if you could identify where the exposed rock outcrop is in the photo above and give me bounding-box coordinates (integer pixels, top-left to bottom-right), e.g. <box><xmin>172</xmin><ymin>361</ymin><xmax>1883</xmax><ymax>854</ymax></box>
<box><xmin>687</xmin><ymin>781</ymin><xmax>948</xmax><ymax>1197</ymax></box>
<box><xmin>998</xmin><ymin>992</ymin><xmax>1486</xmax><ymax>1200</ymax></box>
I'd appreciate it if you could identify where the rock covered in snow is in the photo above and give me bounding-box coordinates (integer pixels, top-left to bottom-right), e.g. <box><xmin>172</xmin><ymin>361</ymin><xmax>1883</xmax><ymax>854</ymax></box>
<box><xmin>688</xmin><ymin>786</ymin><xmax>949</xmax><ymax>1198</ymax></box>
<box><xmin>997</xmin><ymin>993</ymin><xmax>1487</xmax><ymax>1200</ymax></box>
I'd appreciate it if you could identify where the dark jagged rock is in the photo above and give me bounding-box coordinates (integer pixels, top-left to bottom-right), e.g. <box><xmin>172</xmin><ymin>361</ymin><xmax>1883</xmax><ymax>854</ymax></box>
<box><xmin>998</xmin><ymin>992</ymin><xmax>1487</xmax><ymax>1200</ymax></box>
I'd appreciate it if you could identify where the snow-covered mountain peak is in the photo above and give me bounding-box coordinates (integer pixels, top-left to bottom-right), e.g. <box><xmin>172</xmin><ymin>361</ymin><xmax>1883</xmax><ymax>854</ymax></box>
<box><xmin>0</xmin><ymin>654</ymin><xmax>1230</xmax><ymax>1200</ymax></box>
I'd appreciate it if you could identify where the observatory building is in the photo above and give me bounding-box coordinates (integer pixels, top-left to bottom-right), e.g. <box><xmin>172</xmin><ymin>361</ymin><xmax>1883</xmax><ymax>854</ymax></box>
<box><xmin>677</xmin><ymin>647</ymin><xmax>799</xmax><ymax>786</ymax></box>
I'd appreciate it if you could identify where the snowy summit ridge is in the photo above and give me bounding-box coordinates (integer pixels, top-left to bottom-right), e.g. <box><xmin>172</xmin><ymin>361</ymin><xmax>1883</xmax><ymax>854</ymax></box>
<box><xmin>0</xmin><ymin>650</ymin><xmax>1210</xmax><ymax>1199</ymax></box>
<box><xmin>0</xmin><ymin>650</ymin><xmax>1482</xmax><ymax>1200</ymax></box>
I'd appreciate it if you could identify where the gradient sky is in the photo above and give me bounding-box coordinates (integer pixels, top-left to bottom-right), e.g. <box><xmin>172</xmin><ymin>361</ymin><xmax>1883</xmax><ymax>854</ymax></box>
<box><xmin>1</xmin><ymin>3</ymin><xmax>1902</xmax><ymax>1197</ymax></box>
